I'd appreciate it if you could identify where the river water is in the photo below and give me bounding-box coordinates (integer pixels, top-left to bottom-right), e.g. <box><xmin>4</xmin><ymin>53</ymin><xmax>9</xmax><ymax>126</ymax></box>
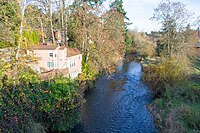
<box><xmin>73</xmin><ymin>62</ymin><xmax>157</xmax><ymax>133</ymax></box>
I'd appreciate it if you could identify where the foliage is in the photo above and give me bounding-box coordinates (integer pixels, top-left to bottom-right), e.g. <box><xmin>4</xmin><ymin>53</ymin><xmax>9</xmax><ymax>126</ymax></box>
<box><xmin>68</xmin><ymin>2</ymin><xmax>125</xmax><ymax>74</ymax></box>
<box><xmin>0</xmin><ymin>0</ymin><xmax>20</xmax><ymax>48</ymax></box>
<box><xmin>110</xmin><ymin>0</ymin><xmax>128</xmax><ymax>20</ymax></box>
<box><xmin>143</xmin><ymin>56</ymin><xmax>190</xmax><ymax>96</ymax></box>
<box><xmin>25</xmin><ymin>5</ymin><xmax>43</xmax><ymax>29</ymax></box>
<box><xmin>73</xmin><ymin>0</ymin><xmax>106</xmax><ymax>7</ymax></box>
<box><xmin>150</xmin><ymin>80</ymin><xmax>200</xmax><ymax>132</ymax></box>
<box><xmin>79</xmin><ymin>61</ymin><xmax>99</xmax><ymax>81</ymax></box>
<box><xmin>41</xmin><ymin>77</ymin><xmax>82</xmax><ymax>131</ymax></box>
<box><xmin>127</xmin><ymin>31</ymin><xmax>155</xmax><ymax>58</ymax></box>
<box><xmin>22</xmin><ymin>30</ymin><xmax>39</xmax><ymax>47</ymax></box>
<box><xmin>179</xmin><ymin>105</ymin><xmax>200</xmax><ymax>132</ymax></box>
<box><xmin>155</xmin><ymin>40</ymin><xmax>164</xmax><ymax>56</ymax></box>
<box><xmin>0</xmin><ymin>66</ymin><xmax>83</xmax><ymax>132</ymax></box>
<box><xmin>152</xmin><ymin>0</ymin><xmax>193</xmax><ymax>58</ymax></box>
<box><xmin>110</xmin><ymin>0</ymin><xmax>132</xmax><ymax>47</ymax></box>
<box><xmin>77</xmin><ymin>59</ymin><xmax>100</xmax><ymax>93</ymax></box>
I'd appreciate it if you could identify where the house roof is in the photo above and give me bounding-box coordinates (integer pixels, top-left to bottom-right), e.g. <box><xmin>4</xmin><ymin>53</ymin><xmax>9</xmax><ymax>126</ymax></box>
<box><xmin>30</xmin><ymin>44</ymin><xmax>81</xmax><ymax>56</ymax></box>
<box><xmin>59</xmin><ymin>46</ymin><xmax>66</xmax><ymax>50</ymax></box>
<box><xmin>67</xmin><ymin>48</ymin><xmax>81</xmax><ymax>57</ymax></box>
<box><xmin>31</xmin><ymin>45</ymin><xmax>58</xmax><ymax>50</ymax></box>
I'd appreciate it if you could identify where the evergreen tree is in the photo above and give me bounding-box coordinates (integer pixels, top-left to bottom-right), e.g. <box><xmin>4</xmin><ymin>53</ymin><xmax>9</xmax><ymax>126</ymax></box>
<box><xmin>110</xmin><ymin>0</ymin><xmax>132</xmax><ymax>47</ymax></box>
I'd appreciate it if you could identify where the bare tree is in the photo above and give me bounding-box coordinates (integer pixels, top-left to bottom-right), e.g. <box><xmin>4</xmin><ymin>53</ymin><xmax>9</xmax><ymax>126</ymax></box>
<box><xmin>152</xmin><ymin>0</ymin><xmax>193</xmax><ymax>58</ymax></box>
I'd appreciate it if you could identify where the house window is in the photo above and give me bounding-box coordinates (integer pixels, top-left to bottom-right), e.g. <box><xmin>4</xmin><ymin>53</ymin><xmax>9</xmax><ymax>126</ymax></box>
<box><xmin>70</xmin><ymin>61</ymin><xmax>72</xmax><ymax>67</ymax></box>
<box><xmin>69</xmin><ymin>59</ymin><xmax>76</xmax><ymax>68</ymax></box>
<box><xmin>47</xmin><ymin>62</ymin><xmax>54</xmax><ymax>68</ymax></box>
<box><xmin>47</xmin><ymin>62</ymin><xmax>50</xmax><ymax>67</ymax></box>
<box><xmin>49</xmin><ymin>53</ymin><xmax>53</xmax><ymax>57</ymax></box>
<box><xmin>55</xmin><ymin>62</ymin><xmax>59</xmax><ymax>67</ymax></box>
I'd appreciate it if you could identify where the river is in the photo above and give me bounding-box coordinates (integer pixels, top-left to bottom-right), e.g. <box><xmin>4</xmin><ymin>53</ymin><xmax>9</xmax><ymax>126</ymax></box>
<box><xmin>72</xmin><ymin>61</ymin><xmax>157</xmax><ymax>133</ymax></box>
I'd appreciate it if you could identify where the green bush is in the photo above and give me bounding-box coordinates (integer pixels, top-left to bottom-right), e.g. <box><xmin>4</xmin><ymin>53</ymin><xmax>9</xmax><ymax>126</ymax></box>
<box><xmin>40</xmin><ymin>77</ymin><xmax>83</xmax><ymax>131</ymax></box>
<box><xmin>0</xmin><ymin>70</ymin><xmax>83</xmax><ymax>132</ymax></box>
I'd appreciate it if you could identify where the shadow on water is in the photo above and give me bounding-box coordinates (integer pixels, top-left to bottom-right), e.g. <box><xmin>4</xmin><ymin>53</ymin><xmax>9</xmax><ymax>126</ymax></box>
<box><xmin>70</xmin><ymin>61</ymin><xmax>157</xmax><ymax>133</ymax></box>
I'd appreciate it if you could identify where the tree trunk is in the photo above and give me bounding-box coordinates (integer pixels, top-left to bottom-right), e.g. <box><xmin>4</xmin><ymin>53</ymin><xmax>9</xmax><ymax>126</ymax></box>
<box><xmin>16</xmin><ymin>0</ymin><xmax>26</xmax><ymax>60</ymax></box>
<box><xmin>167</xmin><ymin>21</ymin><xmax>171</xmax><ymax>58</ymax></box>
<box><xmin>61</xmin><ymin>0</ymin><xmax>64</xmax><ymax>43</ymax></box>
<box><xmin>40</xmin><ymin>18</ymin><xmax>45</xmax><ymax>43</ymax></box>
<box><xmin>82</xmin><ymin>14</ymin><xmax>88</xmax><ymax>61</ymax></box>
<box><xmin>64</xmin><ymin>1</ymin><xmax>68</xmax><ymax>47</ymax></box>
<box><xmin>48</xmin><ymin>0</ymin><xmax>55</xmax><ymax>44</ymax></box>
<box><xmin>61</xmin><ymin>0</ymin><xmax>68</xmax><ymax>46</ymax></box>
<box><xmin>50</xmin><ymin>18</ymin><xmax>55</xmax><ymax>44</ymax></box>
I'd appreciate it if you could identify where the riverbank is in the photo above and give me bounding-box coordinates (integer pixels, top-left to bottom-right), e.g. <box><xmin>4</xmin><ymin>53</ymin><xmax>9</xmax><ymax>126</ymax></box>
<box><xmin>142</xmin><ymin>58</ymin><xmax>200</xmax><ymax>132</ymax></box>
<box><xmin>147</xmin><ymin>81</ymin><xmax>200</xmax><ymax>132</ymax></box>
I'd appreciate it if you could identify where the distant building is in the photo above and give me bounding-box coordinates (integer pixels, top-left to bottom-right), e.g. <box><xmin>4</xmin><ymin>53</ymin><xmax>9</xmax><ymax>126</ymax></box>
<box><xmin>27</xmin><ymin>44</ymin><xmax>82</xmax><ymax>78</ymax></box>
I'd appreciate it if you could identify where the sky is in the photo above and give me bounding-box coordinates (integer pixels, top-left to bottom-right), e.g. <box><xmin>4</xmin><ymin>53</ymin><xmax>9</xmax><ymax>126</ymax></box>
<box><xmin>27</xmin><ymin>0</ymin><xmax>200</xmax><ymax>33</ymax></box>
<box><xmin>122</xmin><ymin>0</ymin><xmax>200</xmax><ymax>33</ymax></box>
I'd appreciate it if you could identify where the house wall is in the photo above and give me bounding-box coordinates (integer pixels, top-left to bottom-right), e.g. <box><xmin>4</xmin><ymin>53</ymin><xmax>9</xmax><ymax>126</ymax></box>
<box><xmin>31</xmin><ymin>47</ymin><xmax>82</xmax><ymax>78</ymax></box>
<box><xmin>68</xmin><ymin>54</ymin><xmax>82</xmax><ymax>78</ymax></box>
<box><xmin>58</xmin><ymin>48</ymin><xmax>67</xmax><ymax>69</ymax></box>
<box><xmin>34</xmin><ymin>50</ymin><xmax>52</xmax><ymax>71</ymax></box>
<box><xmin>33</xmin><ymin>47</ymin><xmax>67</xmax><ymax>71</ymax></box>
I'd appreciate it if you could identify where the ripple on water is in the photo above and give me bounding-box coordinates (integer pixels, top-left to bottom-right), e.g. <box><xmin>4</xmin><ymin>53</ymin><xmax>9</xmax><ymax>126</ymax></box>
<box><xmin>73</xmin><ymin>62</ymin><xmax>157</xmax><ymax>133</ymax></box>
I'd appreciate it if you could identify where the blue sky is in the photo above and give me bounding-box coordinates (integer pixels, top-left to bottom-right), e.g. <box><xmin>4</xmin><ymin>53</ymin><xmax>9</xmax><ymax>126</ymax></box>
<box><xmin>122</xmin><ymin>0</ymin><xmax>200</xmax><ymax>32</ymax></box>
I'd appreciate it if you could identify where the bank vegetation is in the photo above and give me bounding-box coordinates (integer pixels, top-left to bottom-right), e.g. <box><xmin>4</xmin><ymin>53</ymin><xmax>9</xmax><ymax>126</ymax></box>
<box><xmin>138</xmin><ymin>1</ymin><xmax>200</xmax><ymax>132</ymax></box>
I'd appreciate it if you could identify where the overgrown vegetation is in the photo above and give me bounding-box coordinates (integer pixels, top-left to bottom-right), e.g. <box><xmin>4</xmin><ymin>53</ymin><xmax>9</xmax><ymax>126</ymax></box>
<box><xmin>143</xmin><ymin>56</ymin><xmax>200</xmax><ymax>132</ymax></box>
<box><xmin>141</xmin><ymin>0</ymin><xmax>200</xmax><ymax>132</ymax></box>
<box><xmin>126</xmin><ymin>31</ymin><xmax>156</xmax><ymax>58</ymax></box>
<box><xmin>143</xmin><ymin>56</ymin><xmax>190</xmax><ymax>97</ymax></box>
<box><xmin>0</xmin><ymin>65</ymin><xmax>83</xmax><ymax>132</ymax></box>
<box><xmin>147</xmin><ymin>79</ymin><xmax>200</xmax><ymax>132</ymax></box>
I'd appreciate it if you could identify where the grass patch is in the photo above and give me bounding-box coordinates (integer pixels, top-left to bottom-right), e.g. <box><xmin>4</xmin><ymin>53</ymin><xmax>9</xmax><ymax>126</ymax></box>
<box><xmin>151</xmin><ymin>81</ymin><xmax>200</xmax><ymax>132</ymax></box>
<box><xmin>178</xmin><ymin>104</ymin><xmax>200</xmax><ymax>132</ymax></box>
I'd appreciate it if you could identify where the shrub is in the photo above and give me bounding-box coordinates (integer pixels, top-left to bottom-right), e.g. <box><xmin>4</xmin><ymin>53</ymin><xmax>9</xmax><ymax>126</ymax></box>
<box><xmin>0</xmin><ymin>71</ymin><xmax>83</xmax><ymax>132</ymax></box>
<box><xmin>42</xmin><ymin>77</ymin><xmax>83</xmax><ymax>131</ymax></box>
<box><xmin>143</xmin><ymin>56</ymin><xmax>190</xmax><ymax>96</ymax></box>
